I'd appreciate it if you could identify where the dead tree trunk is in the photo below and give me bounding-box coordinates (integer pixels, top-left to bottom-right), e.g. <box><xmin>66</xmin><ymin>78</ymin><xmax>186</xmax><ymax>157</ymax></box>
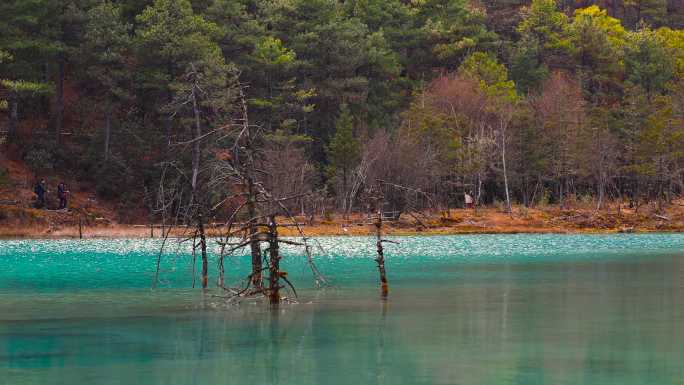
<box><xmin>267</xmin><ymin>215</ymin><xmax>281</xmax><ymax>305</ymax></box>
<box><xmin>198</xmin><ymin>213</ymin><xmax>208</xmax><ymax>289</ymax></box>
<box><xmin>238</xmin><ymin>84</ymin><xmax>263</xmax><ymax>290</ymax></box>
<box><xmin>368</xmin><ymin>186</ymin><xmax>389</xmax><ymax>299</ymax></box>
<box><xmin>189</xmin><ymin>69</ymin><xmax>207</xmax><ymax>289</ymax></box>
<box><xmin>500</xmin><ymin>124</ymin><xmax>512</xmax><ymax>216</ymax></box>
<box><xmin>374</xmin><ymin>209</ymin><xmax>389</xmax><ymax>299</ymax></box>
<box><xmin>211</xmin><ymin>83</ymin><xmax>327</xmax><ymax>302</ymax></box>
<box><xmin>191</xmin><ymin>86</ymin><xmax>201</xmax><ymax>191</ymax></box>
<box><xmin>247</xmin><ymin>177</ymin><xmax>263</xmax><ymax>289</ymax></box>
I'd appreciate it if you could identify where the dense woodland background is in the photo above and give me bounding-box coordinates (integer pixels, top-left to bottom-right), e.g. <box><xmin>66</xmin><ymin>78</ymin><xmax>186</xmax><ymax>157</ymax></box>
<box><xmin>1</xmin><ymin>0</ymin><xmax>684</xmax><ymax>220</ymax></box>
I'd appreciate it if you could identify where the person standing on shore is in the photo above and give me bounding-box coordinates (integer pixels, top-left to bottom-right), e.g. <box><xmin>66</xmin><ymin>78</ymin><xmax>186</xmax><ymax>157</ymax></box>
<box><xmin>464</xmin><ymin>192</ymin><xmax>474</xmax><ymax>209</ymax></box>
<box><xmin>57</xmin><ymin>182</ymin><xmax>69</xmax><ymax>210</ymax></box>
<box><xmin>34</xmin><ymin>179</ymin><xmax>47</xmax><ymax>208</ymax></box>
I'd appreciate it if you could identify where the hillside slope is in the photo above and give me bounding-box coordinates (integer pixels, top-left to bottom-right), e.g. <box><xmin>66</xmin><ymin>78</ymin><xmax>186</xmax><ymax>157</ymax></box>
<box><xmin>0</xmin><ymin>151</ymin><xmax>125</xmax><ymax>235</ymax></box>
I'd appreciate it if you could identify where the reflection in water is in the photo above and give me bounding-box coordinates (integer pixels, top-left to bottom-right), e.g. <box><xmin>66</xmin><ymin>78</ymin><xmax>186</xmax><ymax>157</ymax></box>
<box><xmin>0</xmin><ymin>236</ymin><xmax>684</xmax><ymax>384</ymax></box>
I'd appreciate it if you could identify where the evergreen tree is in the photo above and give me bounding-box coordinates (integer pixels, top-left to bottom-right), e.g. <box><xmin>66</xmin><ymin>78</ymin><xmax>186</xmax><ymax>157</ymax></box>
<box><xmin>326</xmin><ymin>104</ymin><xmax>361</xmax><ymax>214</ymax></box>
<box><xmin>569</xmin><ymin>6</ymin><xmax>627</xmax><ymax>100</ymax></box>
<box><xmin>79</xmin><ymin>1</ymin><xmax>133</xmax><ymax>162</ymax></box>
<box><xmin>511</xmin><ymin>0</ymin><xmax>571</xmax><ymax>92</ymax></box>
<box><xmin>625</xmin><ymin>25</ymin><xmax>674</xmax><ymax>96</ymax></box>
<box><xmin>135</xmin><ymin>0</ymin><xmax>227</xmax><ymax>146</ymax></box>
<box><xmin>0</xmin><ymin>50</ymin><xmax>10</xmax><ymax>111</ymax></box>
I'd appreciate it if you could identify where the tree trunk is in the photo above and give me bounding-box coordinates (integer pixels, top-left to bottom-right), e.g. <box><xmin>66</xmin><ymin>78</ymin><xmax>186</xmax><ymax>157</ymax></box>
<box><xmin>501</xmin><ymin>126</ymin><xmax>512</xmax><ymax>216</ymax></box>
<box><xmin>596</xmin><ymin>170</ymin><xmax>606</xmax><ymax>212</ymax></box>
<box><xmin>375</xmin><ymin>209</ymin><xmax>389</xmax><ymax>299</ymax></box>
<box><xmin>164</xmin><ymin>115</ymin><xmax>172</xmax><ymax>149</ymax></box>
<box><xmin>198</xmin><ymin>214</ymin><xmax>208</xmax><ymax>289</ymax></box>
<box><xmin>343</xmin><ymin>168</ymin><xmax>348</xmax><ymax>218</ymax></box>
<box><xmin>54</xmin><ymin>57</ymin><xmax>65</xmax><ymax>143</ymax></box>
<box><xmin>190</xmin><ymin>79</ymin><xmax>207</xmax><ymax>289</ymax></box>
<box><xmin>476</xmin><ymin>173</ymin><xmax>482</xmax><ymax>207</ymax></box>
<box><xmin>191</xmin><ymin>89</ymin><xmax>201</xmax><ymax>190</ymax></box>
<box><xmin>104</xmin><ymin>102</ymin><xmax>112</xmax><ymax>162</ymax></box>
<box><xmin>8</xmin><ymin>98</ymin><xmax>18</xmax><ymax>141</ymax></box>
<box><xmin>247</xmin><ymin>177</ymin><xmax>263</xmax><ymax>289</ymax></box>
<box><xmin>268</xmin><ymin>215</ymin><xmax>281</xmax><ymax>305</ymax></box>
<box><xmin>236</xmin><ymin>85</ymin><xmax>263</xmax><ymax>290</ymax></box>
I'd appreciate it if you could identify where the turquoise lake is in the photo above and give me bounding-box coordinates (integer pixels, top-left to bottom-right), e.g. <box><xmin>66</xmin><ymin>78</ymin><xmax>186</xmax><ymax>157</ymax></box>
<box><xmin>1</xmin><ymin>234</ymin><xmax>684</xmax><ymax>385</ymax></box>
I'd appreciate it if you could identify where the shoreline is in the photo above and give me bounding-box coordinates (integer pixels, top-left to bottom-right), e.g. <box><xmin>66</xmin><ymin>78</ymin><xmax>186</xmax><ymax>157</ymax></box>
<box><xmin>1</xmin><ymin>223</ymin><xmax>682</xmax><ymax>240</ymax></box>
<box><xmin>3</xmin><ymin>204</ymin><xmax>684</xmax><ymax>239</ymax></box>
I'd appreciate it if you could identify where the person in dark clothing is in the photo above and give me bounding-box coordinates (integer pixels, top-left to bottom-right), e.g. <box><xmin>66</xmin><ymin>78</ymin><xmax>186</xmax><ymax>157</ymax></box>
<box><xmin>34</xmin><ymin>179</ymin><xmax>47</xmax><ymax>208</ymax></box>
<box><xmin>57</xmin><ymin>182</ymin><xmax>69</xmax><ymax>210</ymax></box>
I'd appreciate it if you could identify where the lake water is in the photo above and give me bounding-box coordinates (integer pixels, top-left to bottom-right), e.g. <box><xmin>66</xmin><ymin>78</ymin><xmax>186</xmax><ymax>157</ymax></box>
<box><xmin>1</xmin><ymin>235</ymin><xmax>683</xmax><ymax>385</ymax></box>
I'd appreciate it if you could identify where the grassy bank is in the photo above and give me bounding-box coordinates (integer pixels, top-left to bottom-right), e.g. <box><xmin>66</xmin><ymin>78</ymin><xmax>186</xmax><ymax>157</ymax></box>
<box><xmin>3</xmin><ymin>203</ymin><xmax>684</xmax><ymax>239</ymax></box>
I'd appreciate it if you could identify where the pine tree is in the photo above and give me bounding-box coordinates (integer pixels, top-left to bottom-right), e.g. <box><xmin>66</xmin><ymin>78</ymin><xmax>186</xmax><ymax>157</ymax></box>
<box><xmin>79</xmin><ymin>1</ymin><xmax>132</xmax><ymax>162</ymax></box>
<box><xmin>326</xmin><ymin>104</ymin><xmax>361</xmax><ymax>214</ymax></box>
<box><xmin>511</xmin><ymin>0</ymin><xmax>571</xmax><ymax>92</ymax></box>
<box><xmin>625</xmin><ymin>25</ymin><xmax>674</xmax><ymax>96</ymax></box>
<box><xmin>625</xmin><ymin>0</ymin><xmax>667</xmax><ymax>27</ymax></box>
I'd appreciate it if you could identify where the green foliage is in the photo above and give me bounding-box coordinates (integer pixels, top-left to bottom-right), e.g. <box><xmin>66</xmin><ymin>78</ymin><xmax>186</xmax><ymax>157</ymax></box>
<box><xmin>625</xmin><ymin>0</ymin><xmax>667</xmax><ymax>27</ymax></box>
<box><xmin>1</xmin><ymin>0</ymin><xmax>683</xmax><ymax>212</ymax></box>
<box><xmin>510</xmin><ymin>35</ymin><xmax>550</xmax><ymax>93</ymax></box>
<box><xmin>247</xmin><ymin>35</ymin><xmax>313</xmax><ymax>131</ymax></box>
<box><xmin>624</xmin><ymin>25</ymin><xmax>674</xmax><ymax>95</ymax></box>
<box><xmin>511</xmin><ymin>0</ymin><xmax>570</xmax><ymax>92</ymax></box>
<box><xmin>459</xmin><ymin>52</ymin><xmax>517</xmax><ymax>103</ymax></box>
<box><xmin>517</xmin><ymin>0</ymin><xmax>570</xmax><ymax>52</ymax></box>
<box><xmin>326</xmin><ymin>105</ymin><xmax>361</xmax><ymax>179</ymax></box>
<box><xmin>0</xmin><ymin>50</ymin><xmax>10</xmax><ymax>110</ymax></box>
<box><xmin>635</xmin><ymin>94</ymin><xmax>683</xmax><ymax>178</ymax></box>
<box><xmin>0</xmin><ymin>79</ymin><xmax>53</xmax><ymax>96</ymax></box>
<box><xmin>412</xmin><ymin>0</ymin><xmax>497</xmax><ymax>71</ymax></box>
<box><xmin>0</xmin><ymin>38</ymin><xmax>53</xmax><ymax>100</ymax></box>
<box><xmin>80</xmin><ymin>1</ymin><xmax>132</xmax><ymax>101</ymax></box>
<box><xmin>135</xmin><ymin>0</ymin><xmax>224</xmax><ymax>91</ymax></box>
<box><xmin>401</xmin><ymin>95</ymin><xmax>461</xmax><ymax>156</ymax></box>
<box><xmin>253</xmin><ymin>37</ymin><xmax>296</xmax><ymax>67</ymax></box>
<box><xmin>24</xmin><ymin>146</ymin><xmax>56</xmax><ymax>172</ymax></box>
<box><xmin>656</xmin><ymin>27</ymin><xmax>684</xmax><ymax>78</ymax></box>
<box><xmin>569</xmin><ymin>6</ymin><xmax>627</xmax><ymax>99</ymax></box>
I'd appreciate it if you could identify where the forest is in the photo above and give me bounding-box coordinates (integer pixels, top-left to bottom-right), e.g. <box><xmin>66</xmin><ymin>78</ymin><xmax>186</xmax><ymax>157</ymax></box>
<box><xmin>1</xmin><ymin>0</ymin><xmax>684</xmax><ymax>219</ymax></box>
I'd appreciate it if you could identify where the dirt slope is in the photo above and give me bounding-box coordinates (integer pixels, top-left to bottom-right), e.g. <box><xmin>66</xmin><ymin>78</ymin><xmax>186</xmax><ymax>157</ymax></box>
<box><xmin>0</xmin><ymin>151</ymin><xmax>121</xmax><ymax>235</ymax></box>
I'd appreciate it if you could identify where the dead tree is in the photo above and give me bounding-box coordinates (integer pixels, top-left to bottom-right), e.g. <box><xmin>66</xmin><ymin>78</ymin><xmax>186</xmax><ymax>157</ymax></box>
<box><xmin>152</xmin><ymin>67</ymin><xmax>327</xmax><ymax>303</ymax></box>
<box><xmin>365</xmin><ymin>183</ymin><xmax>397</xmax><ymax>299</ymax></box>
<box><xmin>154</xmin><ymin>62</ymin><xmax>236</xmax><ymax>290</ymax></box>
<box><xmin>266</xmin><ymin>215</ymin><xmax>281</xmax><ymax>304</ymax></box>
<box><xmin>209</xmin><ymin>84</ymin><xmax>327</xmax><ymax>304</ymax></box>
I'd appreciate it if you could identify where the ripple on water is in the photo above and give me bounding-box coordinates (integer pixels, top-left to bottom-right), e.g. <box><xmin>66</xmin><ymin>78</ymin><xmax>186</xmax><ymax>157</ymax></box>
<box><xmin>1</xmin><ymin>234</ymin><xmax>684</xmax><ymax>292</ymax></box>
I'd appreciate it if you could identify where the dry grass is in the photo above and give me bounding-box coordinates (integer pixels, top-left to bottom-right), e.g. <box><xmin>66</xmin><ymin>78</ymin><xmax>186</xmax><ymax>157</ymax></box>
<box><xmin>4</xmin><ymin>201</ymin><xmax>684</xmax><ymax>239</ymax></box>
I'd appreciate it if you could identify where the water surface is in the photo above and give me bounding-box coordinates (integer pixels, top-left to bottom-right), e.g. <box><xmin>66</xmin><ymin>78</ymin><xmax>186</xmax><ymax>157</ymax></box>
<box><xmin>1</xmin><ymin>234</ymin><xmax>684</xmax><ymax>384</ymax></box>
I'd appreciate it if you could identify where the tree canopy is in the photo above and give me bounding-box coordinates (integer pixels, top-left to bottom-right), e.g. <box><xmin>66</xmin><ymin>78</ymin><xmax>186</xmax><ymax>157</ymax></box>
<box><xmin>1</xmin><ymin>0</ymin><xmax>683</xmax><ymax>213</ymax></box>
